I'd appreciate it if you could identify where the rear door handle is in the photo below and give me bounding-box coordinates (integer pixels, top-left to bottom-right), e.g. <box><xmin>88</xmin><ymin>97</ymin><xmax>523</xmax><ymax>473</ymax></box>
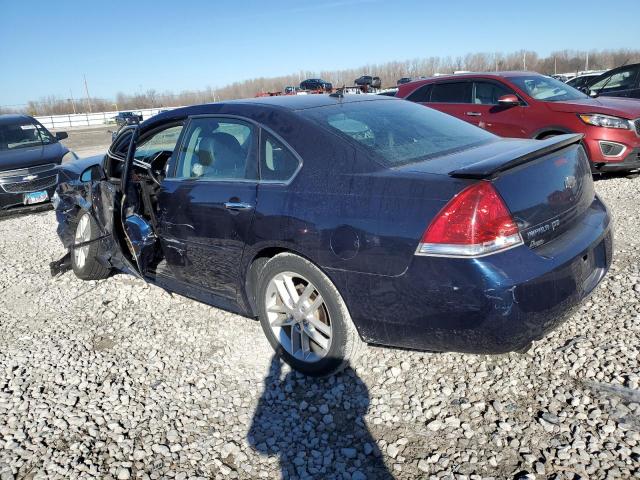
<box><xmin>224</xmin><ymin>202</ymin><xmax>254</xmax><ymax>211</ymax></box>
<box><xmin>465</xmin><ymin>111</ymin><xmax>482</xmax><ymax>116</ymax></box>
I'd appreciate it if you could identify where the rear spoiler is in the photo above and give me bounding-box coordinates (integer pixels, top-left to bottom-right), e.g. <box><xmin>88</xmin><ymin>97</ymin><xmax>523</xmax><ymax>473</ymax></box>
<box><xmin>448</xmin><ymin>134</ymin><xmax>584</xmax><ymax>179</ymax></box>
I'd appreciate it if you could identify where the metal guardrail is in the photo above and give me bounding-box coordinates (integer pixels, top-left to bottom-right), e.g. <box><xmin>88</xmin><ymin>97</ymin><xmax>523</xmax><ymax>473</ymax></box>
<box><xmin>34</xmin><ymin>107</ymin><xmax>184</xmax><ymax>130</ymax></box>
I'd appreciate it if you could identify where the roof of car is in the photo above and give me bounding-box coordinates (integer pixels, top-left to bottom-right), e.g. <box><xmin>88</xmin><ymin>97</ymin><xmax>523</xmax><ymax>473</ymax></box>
<box><xmin>228</xmin><ymin>93</ymin><xmax>394</xmax><ymax>110</ymax></box>
<box><xmin>148</xmin><ymin>94</ymin><xmax>396</xmax><ymax>126</ymax></box>
<box><xmin>572</xmin><ymin>72</ymin><xmax>603</xmax><ymax>78</ymax></box>
<box><xmin>142</xmin><ymin>94</ymin><xmax>399</xmax><ymax>131</ymax></box>
<box><xmin>451</xmin><ymin>71</ymin><xmax>540</xmax><ymax>79</ymax></box>
<box><xmin>0</xmin><ymin>114</ymin><xmax>34</xmax><ymax>125</ymax></box>
<box><xmin>405</xmin><ymin>71</ymin><xmax>545</xmax><ymax>85</ymax></box>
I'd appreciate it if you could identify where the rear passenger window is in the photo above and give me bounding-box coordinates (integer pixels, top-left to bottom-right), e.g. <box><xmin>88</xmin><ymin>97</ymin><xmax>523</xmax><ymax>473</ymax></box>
<box><xmin>430</xmin><ymin>82</ymin><xmax>472</xmax><ymax>103</ymax></box>
<box><xmin>473</xmin><ymin>82</ymin><xmax>514</xmax><ymax>105</ymax></box>
<box><xmin>260</xmin><ymin>133</ymin><xmax>300</xmax><ymax>182</ymax></box>
<box><xmin>406</xmin><ymin>84</ymin><xmax>432</xmax><ymax>103</ymax></box>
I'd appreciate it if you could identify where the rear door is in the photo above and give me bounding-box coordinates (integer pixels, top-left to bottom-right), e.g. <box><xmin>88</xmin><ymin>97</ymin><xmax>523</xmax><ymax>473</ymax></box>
<box><xmin>424</xmin><ymin>81</ymin><xmax>473</xmax><ymax>121</ymax></box>
<box><xmin>157</xmin><ymin>116</ymin><xmax>258</xmax><ymax>299</ymax></box>
<box><xmin>470</xmin><ymin>80</ymin><xmax>527</xmax><ymax>137</ymax></box>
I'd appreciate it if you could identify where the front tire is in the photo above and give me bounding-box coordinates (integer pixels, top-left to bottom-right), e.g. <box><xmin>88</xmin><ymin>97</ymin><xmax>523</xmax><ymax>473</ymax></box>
<box><xmin>71</xmin><ymin>211</ymin><xmax>111</xmax><ymax>281</ymax></box>
<box><xmin>256</xmin><ymin>253</ymin><xmax>363</xmax><ymax>376</ymax></box>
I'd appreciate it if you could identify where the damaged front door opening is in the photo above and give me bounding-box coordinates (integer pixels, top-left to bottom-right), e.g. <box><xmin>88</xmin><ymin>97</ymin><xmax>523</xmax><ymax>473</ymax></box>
<box><xmin>120</xmin><ymin>122</ymin><xmax>185</xmax><ymax>274</ymax></box>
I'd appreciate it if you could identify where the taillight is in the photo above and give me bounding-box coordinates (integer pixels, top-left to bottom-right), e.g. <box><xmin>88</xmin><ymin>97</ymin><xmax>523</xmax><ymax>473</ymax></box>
<box><xmin>416</xmin><ymin>181</ymin><xmax>522</xmax><ymax>257</ymax></box>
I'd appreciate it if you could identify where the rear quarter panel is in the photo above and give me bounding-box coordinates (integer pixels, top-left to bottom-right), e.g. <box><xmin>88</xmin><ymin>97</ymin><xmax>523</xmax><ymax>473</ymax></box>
<box><xmin>246</xmin><ymin>136</ymin><xmax>468</xmax><ymax>278</ymax></box>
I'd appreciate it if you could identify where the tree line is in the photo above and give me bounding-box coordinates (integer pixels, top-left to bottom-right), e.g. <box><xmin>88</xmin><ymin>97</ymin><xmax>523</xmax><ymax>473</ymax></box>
<box><xmin>3</xmin><ymin>48</ymin><xmax>639</xmax><ymax>116</ymax></box>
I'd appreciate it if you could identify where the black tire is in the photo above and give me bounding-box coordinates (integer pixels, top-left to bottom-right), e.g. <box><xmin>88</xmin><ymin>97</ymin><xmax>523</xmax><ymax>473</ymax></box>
<box><xmin>71</xmin><ymin>211</ymin><xmax>111</xmax><ymax>281</ymax></box>
<box><xmin>256</xmin><ymin>253</ymin><xmax>363</xmax><ymax>376</ymax></box>
<box><xmin>538</xmin><ymin>133</ymin><xmax>558</xmax><ymax>140</ymax></box>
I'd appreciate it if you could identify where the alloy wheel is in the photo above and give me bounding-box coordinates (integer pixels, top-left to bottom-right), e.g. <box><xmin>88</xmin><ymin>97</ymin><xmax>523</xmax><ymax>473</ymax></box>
<box><xmin>73</xmin><ymin>213</ymin><xmax>91</xmax><ymax>269</ymax></box>
<box><xmin>265</xmin><ymin>271</ymin><xmax>332</xmax><ymax>363</ymax></box>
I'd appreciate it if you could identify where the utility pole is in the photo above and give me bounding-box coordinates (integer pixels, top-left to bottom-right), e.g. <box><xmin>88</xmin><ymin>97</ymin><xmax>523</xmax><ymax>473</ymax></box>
<box><xmin>83</xmin><ymin>75</ymin><xmax>93</xmax><ymax>113</ymax></box>
<box><xmin>554</xmin><ymin>57</ymin><xmax>557</xmax><ymax>75</ymax></box>
<box><xmin>69</xmin><ymin>89</ymin><xmax>77</xmax><ymax>114</ymax></box>
<box><xmin>585</xmin><ymin>52</ymin><xmax>589</xmax><ymax>71</ymax></box>
<box><xmin>523</xmin><ymin>52</ymin><xmax>526</xmax><ymax>71</ymax></box>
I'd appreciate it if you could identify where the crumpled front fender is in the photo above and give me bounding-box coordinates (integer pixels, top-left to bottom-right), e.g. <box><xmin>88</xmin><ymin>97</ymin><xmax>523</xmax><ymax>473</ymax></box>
<box><xmin>52</xmin><ymin>173</ymin><xmax>140</xmax><ymax>278</ymax></box>
<box><xmin>54</xmin><ymin>177</ymin><xmax>92</xmax><ymax>249</ymax></box>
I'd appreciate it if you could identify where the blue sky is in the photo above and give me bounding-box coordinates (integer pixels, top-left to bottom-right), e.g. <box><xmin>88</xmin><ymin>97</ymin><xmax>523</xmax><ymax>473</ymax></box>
<box><xmin>1</xmin><ymin>0</ymin><xmax>638</xmax><ymax>106</ymax></box>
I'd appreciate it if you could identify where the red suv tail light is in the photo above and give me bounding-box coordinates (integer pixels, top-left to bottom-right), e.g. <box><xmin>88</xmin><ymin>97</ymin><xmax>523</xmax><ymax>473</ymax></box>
<box><xmin>416</xmin><ymin>181</ymin><xmax>523</xmax><ymax>257</ymax></box>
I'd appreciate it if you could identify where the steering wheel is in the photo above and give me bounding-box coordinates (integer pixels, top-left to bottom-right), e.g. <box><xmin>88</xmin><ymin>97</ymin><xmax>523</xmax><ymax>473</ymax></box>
<box><xmin>144</xmin><ymin>150</ymin><xmax>168</xmax><ymax>186</ymax></box>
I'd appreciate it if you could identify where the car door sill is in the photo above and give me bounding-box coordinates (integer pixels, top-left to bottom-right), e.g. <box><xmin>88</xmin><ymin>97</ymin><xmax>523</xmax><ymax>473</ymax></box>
<box><xmin>144</xmin><ymin>270</ymin><xmax>250</xmax><ymax>318</ymax></box>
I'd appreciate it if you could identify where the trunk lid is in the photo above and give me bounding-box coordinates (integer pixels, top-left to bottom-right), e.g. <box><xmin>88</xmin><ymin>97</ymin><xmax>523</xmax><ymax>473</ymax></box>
<box><xmin>491</xmin><ymin>142</ymin><xmax>595</xmax><ymax>249</ymax></box>
<box><xmin>394</xmin><ymin>134</ymin><xmax>595</xmax><ymax>249</ymax></box>
<box><xmin>447</xmin><ymin>135</ymin><xmax>594</xmax><ymax>249</ymax></box>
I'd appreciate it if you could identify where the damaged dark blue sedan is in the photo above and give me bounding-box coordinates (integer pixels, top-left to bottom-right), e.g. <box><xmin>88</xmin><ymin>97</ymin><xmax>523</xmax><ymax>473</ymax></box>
<box><xmin>53</xmin><ymin>95</ymin><xmax>612</xmax><ymax>376</ymax></box>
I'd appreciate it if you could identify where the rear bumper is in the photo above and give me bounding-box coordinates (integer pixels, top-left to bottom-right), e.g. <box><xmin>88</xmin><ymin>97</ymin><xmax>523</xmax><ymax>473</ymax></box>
<box><xmin>330</xmin><ymin>196</ymin><xmax>612</xmax><ymax>353</ymax></box>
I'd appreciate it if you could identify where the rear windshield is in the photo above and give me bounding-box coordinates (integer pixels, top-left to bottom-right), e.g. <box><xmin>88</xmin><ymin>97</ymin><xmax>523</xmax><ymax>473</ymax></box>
<box><xmin>300</xmin><ymin>99</ymin><xmax>495</xmax><ymax>167</ymax></box>
<box><xmin>0</xmin><ymin>119</ymin><xmax>55</xmax><ymax>151</ymax></box>
<box><xmin>507</xmin><ymin>75</ymin><xmax>589</xmax><ymax>102</ymax></box>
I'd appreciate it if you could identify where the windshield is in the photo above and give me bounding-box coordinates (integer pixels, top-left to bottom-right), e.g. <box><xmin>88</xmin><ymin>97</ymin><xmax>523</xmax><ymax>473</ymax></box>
<box><xmin>301</xmin><ymin>98</ymin><xmax>496</xmax><ymax>167</ymax></box>
<box><xmin>0</xmin><ymin>120</ymin><xmax>55</xmax><ymax>151</ymax></box>
<box><xmin>508</xmin><ymin>75</ymin><xmax>589</xmax><ymax>102</ymax></box>
<box><xmin>590</xmin><ymin>69</ymin><xmax>638</xmax><ymax>92</ymax></box>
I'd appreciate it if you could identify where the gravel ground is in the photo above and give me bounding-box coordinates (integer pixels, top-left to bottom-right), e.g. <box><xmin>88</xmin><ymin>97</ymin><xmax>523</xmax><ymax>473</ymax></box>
<box><xmin>0</xmin><ymin>174</ymin><xmax>638</xmax><ymax>480</ymax></box>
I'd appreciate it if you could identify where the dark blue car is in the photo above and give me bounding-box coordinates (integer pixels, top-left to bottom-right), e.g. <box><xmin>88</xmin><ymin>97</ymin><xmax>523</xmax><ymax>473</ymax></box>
<box><xmin>53</xmin><ymin>95</ymin><xmax>612</xmax><ymax>376</ymax></box>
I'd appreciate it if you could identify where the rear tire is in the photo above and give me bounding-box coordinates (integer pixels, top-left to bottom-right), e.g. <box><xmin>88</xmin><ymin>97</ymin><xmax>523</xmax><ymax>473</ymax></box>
<box><xmin>256</xmin><ymin>253</ymin><xmax>363</xmax><ymax>376</ymax></box>
<box><xmin>71</xmin><ymin>211</ymin><xmax>111</xmax><ymax>281</ymax></box>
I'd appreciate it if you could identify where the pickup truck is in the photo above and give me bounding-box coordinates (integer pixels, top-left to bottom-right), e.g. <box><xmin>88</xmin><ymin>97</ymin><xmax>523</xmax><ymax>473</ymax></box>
<box><xmin>113</xmin><ymin>111</ymin><xmax>143</xmax><ymax>127</ymax></box>
<box><xmin>354</xmin><ymin>75</ymin><xmax>382</xmax><ymax>89</ymax></box>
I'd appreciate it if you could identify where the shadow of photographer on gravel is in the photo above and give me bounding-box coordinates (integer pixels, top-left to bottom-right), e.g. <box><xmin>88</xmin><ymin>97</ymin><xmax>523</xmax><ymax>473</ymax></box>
<box><xmin>248</xmin><ymin>356</ymin><xmax>393</xmax><ymax>480</ymax></box>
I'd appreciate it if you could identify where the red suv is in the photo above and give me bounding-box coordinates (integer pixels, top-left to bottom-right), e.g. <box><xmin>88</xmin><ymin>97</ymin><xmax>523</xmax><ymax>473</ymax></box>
<box><xmin>397</xmin><ymin>72</ymin><xmax>640</xmax><ymax>172</ymax></box>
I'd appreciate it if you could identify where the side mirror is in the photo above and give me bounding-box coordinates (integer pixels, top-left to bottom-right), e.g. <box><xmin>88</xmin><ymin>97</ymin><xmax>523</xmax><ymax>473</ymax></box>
<box><xmin>497</xmin><ymin>94</ymin><xmax>520</xmax><ymax>107</ymax></box>
<box><xmin>589</xmin><ymin>89</ymin><xmax>599</xmax><ymax>97</ymax></box>
<box><xmin>80</xmin><ymin>165</ymin><xmax>105</xmax><ymax>183</ymax></box>
<box><xmin>55</xmin><ymin>131</ymin><xmax>68</xmax><ymax>140</ymax></box>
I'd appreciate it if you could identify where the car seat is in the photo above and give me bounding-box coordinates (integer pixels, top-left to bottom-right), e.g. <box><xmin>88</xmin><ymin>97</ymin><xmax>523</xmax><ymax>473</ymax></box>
<box><xmin>196</xmin><ymin>132</ymin><xmax>246</xmax><ymax>178</ymax></box>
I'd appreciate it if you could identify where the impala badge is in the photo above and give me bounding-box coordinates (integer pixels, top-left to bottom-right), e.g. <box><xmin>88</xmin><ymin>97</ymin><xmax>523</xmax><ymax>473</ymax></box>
<box><xmin>564</xmin><ymin>175</ymin><xmax>577</xmax><ymax>190</ymax></box>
